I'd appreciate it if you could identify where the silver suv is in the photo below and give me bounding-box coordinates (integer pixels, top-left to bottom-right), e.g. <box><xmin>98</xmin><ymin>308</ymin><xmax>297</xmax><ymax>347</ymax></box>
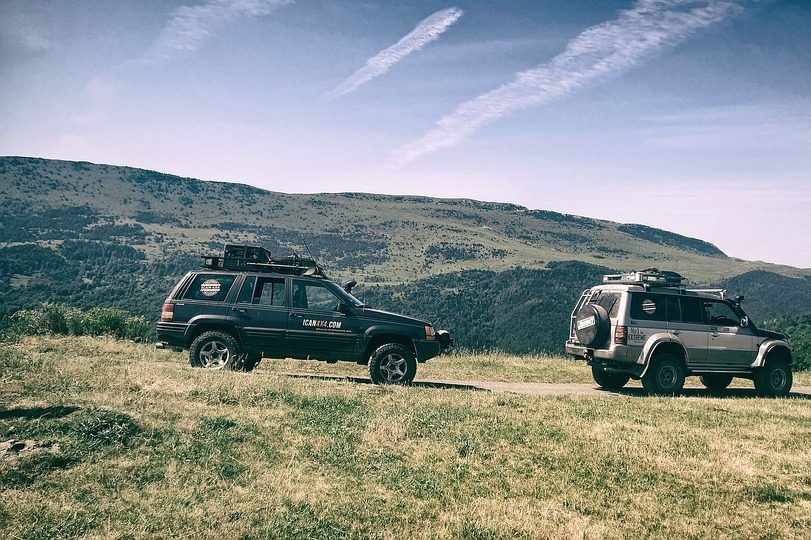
<box><xmin>565</xmin><ymin>269</ymin><xmax>793</xmax><ymax>396</ymax></box>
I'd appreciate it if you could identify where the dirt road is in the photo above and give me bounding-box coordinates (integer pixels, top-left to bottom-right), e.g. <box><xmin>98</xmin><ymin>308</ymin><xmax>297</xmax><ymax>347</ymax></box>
<box><xmin>284</xmin><ymin>372</ymin><xmax>811</xmax><ymax>398</ymax></box>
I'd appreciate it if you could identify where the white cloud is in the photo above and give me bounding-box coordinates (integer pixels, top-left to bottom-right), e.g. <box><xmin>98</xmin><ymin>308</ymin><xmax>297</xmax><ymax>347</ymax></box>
<box><xmin>324</xmin><ymin>7</ymin><xmax>463</xmax><ymax>100</ymax></box>
<box><xmin>394</xmin><ymin>0</ymin><xmax>743</xmax><ymax>164</ymax></box>
<box><xmin>147</xmin><ymin>0</ymin><xmax>292</xmax><ymax>61</ymax></box>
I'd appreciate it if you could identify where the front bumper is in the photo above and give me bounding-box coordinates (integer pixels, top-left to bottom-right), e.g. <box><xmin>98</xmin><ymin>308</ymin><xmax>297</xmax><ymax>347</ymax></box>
<box><xmin>415</xmin><ymin>339</ymin><xmax>442</xmax><ymax>362</ymax></box>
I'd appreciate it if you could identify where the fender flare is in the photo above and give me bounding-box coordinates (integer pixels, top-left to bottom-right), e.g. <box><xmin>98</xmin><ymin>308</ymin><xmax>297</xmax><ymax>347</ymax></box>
<box><xmin>185</xmin><ymin>316</ymin><xmax>238</xmax><ymax>339</ymax></box>
<box><xmin>362</xmin><ymin>326</ymin><xmax>417</xmax><ymax>354</ymax></box>
<box><xmin>636</xmin><ymin>333</ymin><xmax>688</xmax><ymax>377</ymax></box>
<box><xmin>751</xmin><ymin>340</ymin><xmax>792</xmax><ymax>368</ymax></box>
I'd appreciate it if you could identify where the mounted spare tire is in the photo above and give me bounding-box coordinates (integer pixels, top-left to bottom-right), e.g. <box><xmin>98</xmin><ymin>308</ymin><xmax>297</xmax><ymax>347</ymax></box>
<box><xmin>574</xmin><ymin>304</ymin><xmax>610</xmax><ymax>347</ymax></box>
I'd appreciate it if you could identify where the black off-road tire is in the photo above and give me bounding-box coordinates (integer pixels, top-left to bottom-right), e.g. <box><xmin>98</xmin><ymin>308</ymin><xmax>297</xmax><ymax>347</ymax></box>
<box><xmin>592</xmin><ymin>367</ymin><xmax>630</xmax><ymax>389</ymax></box>
<box><xmin>368</xmin><ymin>343</ymin><xmax>417</xmax><ymax>385</ymax></box>
<box><xmin>700</xmin><ymin>374</ymin><xmax>733</xmax><ymax>391</ymax></box>
<box><xmin>642</xmin><ymin>354</ymin><xmax>685</xmax><ymax>395</ymax></box>
<box><xmin>189</xmin><ymin>330</ymin><xmax>241</xmax><ymax>371</ymax></box>
<box><xmin>754</xmin><ymin>360</ymin><xmax>792</xmax><ymax>397</ymax></box>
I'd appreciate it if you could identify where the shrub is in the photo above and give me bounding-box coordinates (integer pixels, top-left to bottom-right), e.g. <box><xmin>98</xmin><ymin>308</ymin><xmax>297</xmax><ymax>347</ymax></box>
<box><xmin>4</xmin><ymin>305</ymin><xmax>150</xmax><ymax>341</ymax></box>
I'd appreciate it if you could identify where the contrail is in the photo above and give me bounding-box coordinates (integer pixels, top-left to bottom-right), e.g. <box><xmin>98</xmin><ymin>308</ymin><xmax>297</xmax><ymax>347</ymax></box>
<box><xmin>324</xmin><ymin>7</ymin><xmax>463</xmax><ymax>100</ymax></box>
<box><xmin>394</xmin><ymin>0</ymin><xmax>742</xmax><ymax>164</ymax></box>
<box><xmin>147</xmin><ymin>0</ymin><xmax>293</xmax><ymax>61</ymax></box>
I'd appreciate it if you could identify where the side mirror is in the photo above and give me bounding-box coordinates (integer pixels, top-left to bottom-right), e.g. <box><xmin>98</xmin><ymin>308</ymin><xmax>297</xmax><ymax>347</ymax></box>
<box><xmin>741</xmin><ymin>316</ymin><xmax>748</xmax><ymax>327</ymax></box>
<box><xmin>343</xmin><ymin>280</ymin><xmax>357</xmax><ymax>293</ymax></box>
<box><xmin>337</xmin><ymin>303</ymin><xmax>354</xmax><ymax>315</ymax></box>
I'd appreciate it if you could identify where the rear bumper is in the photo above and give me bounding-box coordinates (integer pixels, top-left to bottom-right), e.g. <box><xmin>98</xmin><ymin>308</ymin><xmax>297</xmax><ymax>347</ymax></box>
<box><xmin>156</xmin><ymin>322</ymin><xmax>189</xmax><ymax>349</ymax></box>
<box><xmin>565</xmin><ymin>341</ymin><xmax>631</xmax><ymax>362</ymax></box>
<box><xmin>566</xmin><ymin>340</ymin><xmax>642</xmax><ymax>376</ymax></box>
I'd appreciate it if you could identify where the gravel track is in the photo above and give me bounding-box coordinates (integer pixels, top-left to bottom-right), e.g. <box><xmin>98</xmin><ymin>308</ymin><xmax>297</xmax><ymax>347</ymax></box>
<box><xmin>284</xmin><ymin>372</ymin><xmax>811</xmax><ymax>398</ymax></box>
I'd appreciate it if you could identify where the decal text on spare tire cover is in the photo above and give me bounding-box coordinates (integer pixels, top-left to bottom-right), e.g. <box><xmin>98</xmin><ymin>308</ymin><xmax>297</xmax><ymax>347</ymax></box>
<box><xmin>577</xmin><ymin>316</ymin><xmax>596</xmax><ymax>330</ymax></box>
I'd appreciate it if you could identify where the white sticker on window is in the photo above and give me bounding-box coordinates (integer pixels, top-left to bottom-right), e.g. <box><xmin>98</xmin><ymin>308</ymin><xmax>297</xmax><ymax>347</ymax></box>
<box><xmin>200</xmin><ymin>279</ymin><xmax>222</xmax><ymax>297</ymax></box>
<box><xmin>642</xmin><ymin>299</ymin><xmax>657</xmax><ymax>315</ymax></box>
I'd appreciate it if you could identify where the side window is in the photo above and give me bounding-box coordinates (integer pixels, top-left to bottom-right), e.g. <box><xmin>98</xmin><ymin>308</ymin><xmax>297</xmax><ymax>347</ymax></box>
<box><xmin>292</xmin><ymin>281</ymin><xmax>340</xmax><ymax>312</ymax></box>
<box><xmin>630</xmin><ymin>293</ymin><xmax>666</xmax><ymax>322</ymax></box>
<box><xmin>183</xmin><ymin>274</ymin><xmax>236</xmax><ymax>302</ymax></box>
<box><xmin>255</xmin><ymin>278</ymin><xmax>286</xmax><ymax>307</ymax></box>
<box><xmin>679</xmin><ymin>297</ymin><xmax>705</xmax><ymax>324</ymax></box>
<box><xmin>237</xmin><ymin>276</ymin><xmax>256</xmax><ymax>304</ymax></box>
<box><xmin>664</xmin><ymin>296</ymin><xmax>681</xmax><ymax>322</ymax></box>
<box><xmin>704</xmin><ymin>301</ymin><xmax>740</xmax><ymax>326</ymax></box>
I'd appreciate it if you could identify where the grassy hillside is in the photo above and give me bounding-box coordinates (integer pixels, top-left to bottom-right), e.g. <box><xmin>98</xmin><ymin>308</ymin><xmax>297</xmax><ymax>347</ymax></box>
<box><xmin>2</xmin><ymin>156</ymin><xmax>811</xmax><ymax>354</ymax></box>
<box><xmin>2</xmin><ymin>156</ymin><xmax>806</xmax><ymax>283</ymax></box>
<box><xmin>1</xmin><ymin>336</ymin><xmax>810</xmax><ymax>539</ymax></box>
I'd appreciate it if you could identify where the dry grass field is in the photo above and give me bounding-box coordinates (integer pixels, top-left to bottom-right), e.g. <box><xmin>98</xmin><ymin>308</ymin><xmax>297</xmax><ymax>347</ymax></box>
<box><xmin>2</xmin><ymin>336</ymin><xmax>810</xmax><ymax>539</ymax></box>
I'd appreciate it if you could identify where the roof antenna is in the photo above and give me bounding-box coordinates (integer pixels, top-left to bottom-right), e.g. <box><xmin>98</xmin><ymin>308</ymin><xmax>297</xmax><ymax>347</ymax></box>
<box><xmin>302</xmin><ymin>241</ymin><xmax>327</xmax><ymax>279</ymax></box>
<box><xmin>303</xmin><ymin>241</ymin><xmax>315</xmax><ymax>262</ymax></box>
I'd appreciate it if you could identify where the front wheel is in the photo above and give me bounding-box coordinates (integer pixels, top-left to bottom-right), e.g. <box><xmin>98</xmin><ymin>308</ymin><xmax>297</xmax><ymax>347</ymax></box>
<box><xmin>754</xmin><ymin>360</ymin><xmax>792</xmax><ymax>397</ymax></box>
<box><xmin>642</xmin><ymin>354</ymin><xmax>685</xmax><ymax>395</ymax></box>
<box><xmin>368</xmin><ymin>343</ymin><xmax>417</xmax><ymax>385</ymax></box>
<box><xmin>592</xmin><ymin>367</ymin><xmax>630</xmax><ymax>389</ymax></box>
<box><xmin>189</xmin><ymin>331</ymin><xmax>241</xmax><ymax>370</ymax></box>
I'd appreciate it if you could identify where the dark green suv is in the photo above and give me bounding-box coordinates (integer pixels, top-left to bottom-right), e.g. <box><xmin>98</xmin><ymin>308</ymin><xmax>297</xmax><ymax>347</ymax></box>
<box><xmin>156</xmin><ymin>245</ymin><xmax>451</xmax><ymax>384</ymax></box>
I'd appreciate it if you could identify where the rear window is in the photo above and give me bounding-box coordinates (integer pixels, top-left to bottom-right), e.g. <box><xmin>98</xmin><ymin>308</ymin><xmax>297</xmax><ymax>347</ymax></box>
<box><xmin>182</xmin><ymin>274</ymin><xmax>237</xmax><ymax>302</ymax></box>
<box><xmin>588</xmin><ymin>291</ymin><xmax>621</xmax><ymax>318</ymax></box>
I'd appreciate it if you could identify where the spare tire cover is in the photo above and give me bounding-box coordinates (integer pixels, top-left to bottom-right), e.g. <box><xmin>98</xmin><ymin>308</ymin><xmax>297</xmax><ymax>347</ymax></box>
<box><xmin>574</xmin><ymin>304</ymin><xmax>610</xmax><ymax>347</ymax></box>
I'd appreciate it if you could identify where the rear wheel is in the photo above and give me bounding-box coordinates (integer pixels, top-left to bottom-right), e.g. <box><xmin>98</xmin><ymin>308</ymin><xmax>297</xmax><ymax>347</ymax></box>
<box><xmin>642</xmin><ymin>354</ymin><xmax>685</xmax><ymax>395</ymax></box>
<box><xmin>189</xmin><ymin>331</ymin><xmax>241</xmax><ymax>370</ymax></box>
<box><xmin>700</xmin><ymin>374</ymin><xmax>733</xmax><ymax>390</ymax></box>
<box><xmin>368</xmin><ymin>343</ymin><xmax>417</xmax><ymax>385</ymax></box>
<box><xmin>592</xmin><ymin>367</ymin><xmax>630</xmax><ymax>389</ymax></box>
<box><xmin>754</xmin><ymin>360</ymin><xmax>792</xmax><ymax>397</ymax></box>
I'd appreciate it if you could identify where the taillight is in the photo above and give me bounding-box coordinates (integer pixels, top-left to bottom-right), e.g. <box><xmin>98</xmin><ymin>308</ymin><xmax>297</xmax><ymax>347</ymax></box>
<box><xmin>161</xmin><ymin>303</ymin><xmax>174</xmax><ymax>321</ymax></box>
<box><xmin>614</xmin><ymin>325</ymin><xmax>626</xmax><ymax>345</ymax></box>
<box><xmin>425</xmin><ymin>325</ymin><xmax>436</xmax><ymax>341</ymax></box>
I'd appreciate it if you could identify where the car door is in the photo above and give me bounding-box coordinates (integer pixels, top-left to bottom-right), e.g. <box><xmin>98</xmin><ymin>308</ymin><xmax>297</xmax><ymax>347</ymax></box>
<box><xmin>703</xmin><ymin>300</ymin><xmax>756</xmax><ymax>369</ymax></box>
<box><xmin>666</xmin><ymin>295</ymin><xmax>708</xmax><ymax>367</ymax></box>
<box><xmin>287</xmin><ymin>279</ymin><xmax>359</xmax><ymax>360</ymax></box>
<box><xmin>230</xmin><ymin>274</ymin><xmax>288</xmax><ymax>356</ymax></box>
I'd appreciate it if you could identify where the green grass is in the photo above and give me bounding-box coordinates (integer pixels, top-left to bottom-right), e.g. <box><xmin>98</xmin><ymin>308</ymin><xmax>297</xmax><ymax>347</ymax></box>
<box><xmin>1</xmin><ymin>336</ymin><xmax>810</xmax><ymax>539</ymax></box>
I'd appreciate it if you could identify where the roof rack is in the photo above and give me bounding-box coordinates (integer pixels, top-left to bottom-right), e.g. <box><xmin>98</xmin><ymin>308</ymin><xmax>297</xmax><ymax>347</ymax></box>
<box><xmin>602</xmin><ymin>268</ymin><xmax>685</xmax><ymax>287</ymax></box>
<box><xmin>201</xmin><ymin>244</ymin><xmax>328</xmax><ymax>277</ymax></box>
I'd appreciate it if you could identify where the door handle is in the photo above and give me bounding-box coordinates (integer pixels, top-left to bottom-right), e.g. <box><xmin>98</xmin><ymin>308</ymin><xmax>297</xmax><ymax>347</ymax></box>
<box><xmin>233</xmin><ymin>308</ymin><xmax>247</xmax><ymax>313</ymax></box>
<box><xmin>671</xmin><ymin>330</ymin><xmax>681</xmax><ymax>336</ymax></box>
<box><xmin>711</xmin><ymin>332</ymin><xmax>719</xmax><ymax>337</ymax></box>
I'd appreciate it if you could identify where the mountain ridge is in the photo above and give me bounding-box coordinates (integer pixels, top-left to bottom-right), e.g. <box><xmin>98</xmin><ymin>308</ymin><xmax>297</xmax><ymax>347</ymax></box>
<box><xmin>2</xmin><ymin>156</ymin><xmax>810</xmax><ymax>353</ymax></box>
<box><xmin>3</xmin><ymin>156</ymin><xmax>805</xmax><ymax>280</ymax></box>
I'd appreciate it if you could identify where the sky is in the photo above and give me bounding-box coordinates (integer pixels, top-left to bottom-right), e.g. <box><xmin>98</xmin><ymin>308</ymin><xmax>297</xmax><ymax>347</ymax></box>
<box><xmin>1</xmin><ymin>0</ymin><xmax>810</xmax><ymax>268</ymax></box>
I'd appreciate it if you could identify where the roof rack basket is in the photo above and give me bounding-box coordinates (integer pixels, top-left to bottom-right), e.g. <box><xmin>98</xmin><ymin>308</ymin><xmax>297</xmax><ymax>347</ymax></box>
<box><xmin>602</xmin><ymin>268</ymin><xmax>685</xmax><ymax>287</ymax></box>
<box><xmin>202</xmin><ymin>244</ymin><xmax>327</xmax><ymax>277</ymax></box>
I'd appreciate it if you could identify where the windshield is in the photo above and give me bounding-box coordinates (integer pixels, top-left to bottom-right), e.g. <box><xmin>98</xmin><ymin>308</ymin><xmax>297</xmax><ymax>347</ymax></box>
<box><xmin>325</xmin><ymin>281</ymin><xmax>365</xmax><ymax>307</ymax></box>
